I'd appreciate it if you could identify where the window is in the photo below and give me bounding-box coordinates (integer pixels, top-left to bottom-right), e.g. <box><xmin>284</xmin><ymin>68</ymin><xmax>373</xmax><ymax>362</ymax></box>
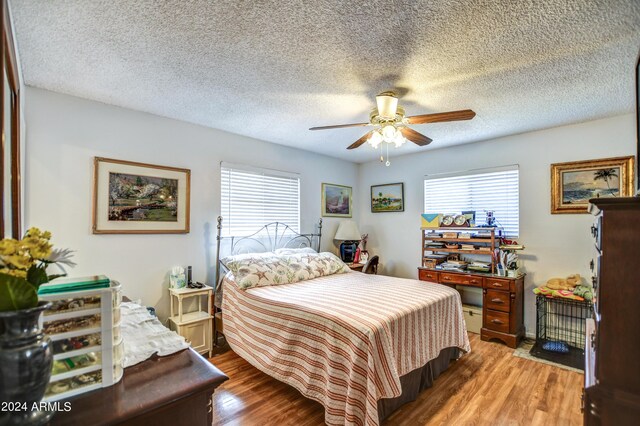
<box><xmin>424</xmin><ymin>166</ymin><xmax>519</xmax><ymax>237</ymax></box>
<box><xmin>220</xmin><ymin>163</ymin><xmax>300</xmax><ymax>235</ymax></box>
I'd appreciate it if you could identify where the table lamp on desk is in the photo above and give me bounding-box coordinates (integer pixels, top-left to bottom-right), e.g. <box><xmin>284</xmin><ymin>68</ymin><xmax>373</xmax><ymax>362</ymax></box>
<box><xmin>334</xmin><ymin>220</ymin><xmax>361</xmax><ymax>263</ymax></box>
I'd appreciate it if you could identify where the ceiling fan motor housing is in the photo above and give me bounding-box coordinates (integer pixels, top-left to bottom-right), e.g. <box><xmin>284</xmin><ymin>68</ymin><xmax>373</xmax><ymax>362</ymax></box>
<box><xmin>375</xmin><ymin>92</ymin><xmax>399</xmax><ymax>119</ymax></box>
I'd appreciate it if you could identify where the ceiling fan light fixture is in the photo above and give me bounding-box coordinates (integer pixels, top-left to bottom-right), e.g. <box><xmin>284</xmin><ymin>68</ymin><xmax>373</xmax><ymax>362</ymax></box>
<box><xmin>381</xmin><ymin>124</ymin><xmax>397</xmax><ymax>142</ymax></box>
<box><xmin>368</xmin><ymin>130</ymin><xmax>383</xmax><ymax>148</ymax></box>
<box><xmin>392</xmin><ymin>131</ymin><xmax>406</xmax><ymax>148</ymax></box>
<box><xmin>376</xmin><ymin>92</ymin><xmax>398</xmax><ymax>119</ymax></box>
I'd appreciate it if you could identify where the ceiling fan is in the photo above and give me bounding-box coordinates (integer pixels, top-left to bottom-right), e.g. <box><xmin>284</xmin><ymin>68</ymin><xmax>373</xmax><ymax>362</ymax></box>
<box><xmin>309</xmin><ymin>91</ymin><xmax>476</xmax><ymax>151</ymax></box>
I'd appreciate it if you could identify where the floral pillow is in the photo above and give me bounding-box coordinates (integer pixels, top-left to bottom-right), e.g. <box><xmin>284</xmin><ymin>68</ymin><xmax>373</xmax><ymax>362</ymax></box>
<box><xmin>223</xmin><ymin>252</ymin><xmax>349</xmax><ymax>289</ymax></box>
<box><xmin>274</xmin><ymin>247</ymin><xmax>317</xmax><ymax>255</ymax></box>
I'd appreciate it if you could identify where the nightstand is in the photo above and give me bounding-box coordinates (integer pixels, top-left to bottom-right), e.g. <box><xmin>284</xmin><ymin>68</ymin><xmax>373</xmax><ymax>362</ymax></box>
<box><xmin>346</xmin><ymin>263</ymin><xmax>365</xmax><ymax>272</ymax></box>
<box><xmin>168</xmin><ymin>286</ymin><xmax>213</xmax><ymax>357</ymax></box>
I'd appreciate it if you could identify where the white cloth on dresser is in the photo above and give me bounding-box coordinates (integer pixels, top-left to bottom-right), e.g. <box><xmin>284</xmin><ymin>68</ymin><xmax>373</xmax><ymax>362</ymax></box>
<box><xmin>120</xmin><ymin>301</ymin><xmax>189</xmax><ymax>367</ymax></box>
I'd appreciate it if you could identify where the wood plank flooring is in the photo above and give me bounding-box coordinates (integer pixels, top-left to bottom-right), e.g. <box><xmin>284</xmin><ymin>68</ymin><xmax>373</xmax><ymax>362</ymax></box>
<box><xmin>209</xmin><ymin>333</ymin><xmax>583</xmax><ymax>425</ymax></box>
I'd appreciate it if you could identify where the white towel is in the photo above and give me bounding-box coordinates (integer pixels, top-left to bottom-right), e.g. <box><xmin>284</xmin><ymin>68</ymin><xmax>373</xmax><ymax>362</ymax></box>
<box><xmin>120</xmin><ymin>302</ymin><xmax>189</xmax><ymax>367</ymax></box>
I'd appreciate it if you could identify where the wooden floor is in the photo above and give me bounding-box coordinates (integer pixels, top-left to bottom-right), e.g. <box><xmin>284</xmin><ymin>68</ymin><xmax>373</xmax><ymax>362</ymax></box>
<box><xmin>209</xmin><ymin>333</ymin><xmax>583</xmax><ymax>425</ymax></box>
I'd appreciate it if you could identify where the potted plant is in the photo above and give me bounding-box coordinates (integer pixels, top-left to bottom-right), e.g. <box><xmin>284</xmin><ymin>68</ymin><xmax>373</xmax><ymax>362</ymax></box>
<box><xmin>0</xmin><ymin>228</ymin><xmax>74</xmax><ymax>425</ymax></box>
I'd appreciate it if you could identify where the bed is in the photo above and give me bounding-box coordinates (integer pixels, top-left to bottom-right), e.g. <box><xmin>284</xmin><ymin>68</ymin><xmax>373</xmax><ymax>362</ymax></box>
<box><xmin>214</xmin><ymin>217</ymin><xmax>470</xmax><ymax>426</ymax></box>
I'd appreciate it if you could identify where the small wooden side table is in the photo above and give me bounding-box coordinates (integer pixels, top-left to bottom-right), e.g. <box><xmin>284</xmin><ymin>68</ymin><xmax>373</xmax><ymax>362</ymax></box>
<box><xmin>346</xmin><ymin>263</ymin><xmax>365</xmax><ymax>272</ymax></box>
<box><xmin>168</xmin><ymin>286</ymin><xmax>213</xmax><ymax>358</ymax></box>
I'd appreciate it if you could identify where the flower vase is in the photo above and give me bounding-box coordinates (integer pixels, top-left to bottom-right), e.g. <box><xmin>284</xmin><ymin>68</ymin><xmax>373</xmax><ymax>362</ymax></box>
<box><xmin>0</xmin><ymin>301</ymin><xmax>54</xmax><ymax>425</ymax></box>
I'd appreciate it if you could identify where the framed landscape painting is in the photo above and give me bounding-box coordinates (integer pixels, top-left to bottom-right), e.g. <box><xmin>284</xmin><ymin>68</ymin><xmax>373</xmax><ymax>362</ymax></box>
<box><xmin>551</xmin><ymin>156</ymin><xmax>635</xmax><ymax>214</ymax></box>
<box><xmin>371</xmin><ymin>183</ymin><xmax>404</xmax><ymax>213</ymax></box>
<box><xmin>321</xmin><ymin>183</ymin><xmax>352</xmax><ymax>217</ymax></box>
<box><xmin>93</xmin><ymin>157</ymin><xmax>191</xmax><ymax>233</ymax></box>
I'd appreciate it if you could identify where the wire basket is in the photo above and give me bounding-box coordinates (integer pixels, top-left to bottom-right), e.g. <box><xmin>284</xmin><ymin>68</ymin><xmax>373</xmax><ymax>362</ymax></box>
<box><xmin>530</xmin><ymin>294</ymin><xmax>593</xmax><ymax>369</ymax></box>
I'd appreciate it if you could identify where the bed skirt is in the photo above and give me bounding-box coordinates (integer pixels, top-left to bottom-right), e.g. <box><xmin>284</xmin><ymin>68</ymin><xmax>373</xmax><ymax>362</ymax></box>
<box><xmin>377</xmin><ymin>346</ymin><xmax>460</xmax><ymax>423</ymax></box>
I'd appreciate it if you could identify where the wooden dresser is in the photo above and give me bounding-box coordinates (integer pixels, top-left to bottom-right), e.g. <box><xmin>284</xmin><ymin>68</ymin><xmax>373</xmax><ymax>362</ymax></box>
<box><xmin>584</xmin><ymin>197</ymin><xmax>640</xmax><ymax>424</ymax></box>
<box><xmin>418</xmin><ymin>268</ymin><xmax>525</xmax><ymax>348</ymax></box>
<box><xmin>49</xmin><ymin>347</ymin><xmax>228</xmax><ymax>425</ymax></box>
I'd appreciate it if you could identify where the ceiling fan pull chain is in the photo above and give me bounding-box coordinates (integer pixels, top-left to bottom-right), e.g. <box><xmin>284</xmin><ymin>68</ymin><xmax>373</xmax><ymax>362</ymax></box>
<box><xmin>385</xmin><ymin>143</ymin><xmax>391</xmax><ymax>167</ymax></box>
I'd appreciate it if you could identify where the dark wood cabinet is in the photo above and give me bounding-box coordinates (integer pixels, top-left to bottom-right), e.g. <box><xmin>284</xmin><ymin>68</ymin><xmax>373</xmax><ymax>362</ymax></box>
<box><xmin>418</xmin><ymin>268</ymin><xmax>524</xmax><ymax>348</ymax></box>
<box><xmin>49</xmin><ymin>348</ymin><xmax>228</xmax><ymax>425</ymax></box>
<box><xmin>584</xmin><ymin>197</ymin><xmax>640</xmax><ymax>425</ymax></box>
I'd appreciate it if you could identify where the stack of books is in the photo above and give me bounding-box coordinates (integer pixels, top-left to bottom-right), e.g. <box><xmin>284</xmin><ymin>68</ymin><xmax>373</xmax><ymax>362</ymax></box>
<box><xmin>468</xmin><ymin>261</ymin><xmax>491</xmax><ymax>273</ymax></box>
<box><xmin>439</xmin><ymin>261</ymin><xmax>468</xmax><ymax>272</ymax></box>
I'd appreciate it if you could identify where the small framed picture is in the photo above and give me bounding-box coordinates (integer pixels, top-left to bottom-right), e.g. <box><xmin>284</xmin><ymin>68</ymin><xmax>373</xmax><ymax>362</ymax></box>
<box><xmin>93</xmin><ymin>157</ymin><xmax>191</xmax><ymax>234</ymax></box>
<box><xmin>321</xmin><ymin>183</ymin><xmax>352</xmax><ymax>217</ymax></box>
<box><xmin>371</xmin><ymin>183</ymin><xmax>404</xmax><ymax>213</ymax></box>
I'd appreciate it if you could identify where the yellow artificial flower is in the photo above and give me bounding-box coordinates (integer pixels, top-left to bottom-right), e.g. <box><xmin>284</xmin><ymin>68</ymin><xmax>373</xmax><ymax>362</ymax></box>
<box><xmin>0</xmin><ymin>239</ymin><xmax>18</xmax><ymax>256</ymax></box>
<box><xmin>0</xmin><ymin>268</ymin><xmax>27</xmax><ymax>278</ymax></box>
<box><xmin>4</xmin><ymin>253</ymin><xmax>33</xmax><ymax>270</ymax></box>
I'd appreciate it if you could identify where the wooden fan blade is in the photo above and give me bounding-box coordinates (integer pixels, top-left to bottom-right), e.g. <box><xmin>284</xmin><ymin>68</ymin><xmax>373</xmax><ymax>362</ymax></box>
<box><xmin>309</xmin><ymin>122</ymin><xmax>369</xmax><ymax>131</ymax></box>
<box><xmin>347</xmin><ymin>131</ymin><xmax>374</xmax><ymax>150</ymax></box>
<box><xmin>406</xmin><ymin>109</ymin><xmax>476</xmax><ymax>125</ymax></box>
<box><xmin>399</xmin><ymin>127</ymin><xmax>432</xmax><ymax>146</ymax></box>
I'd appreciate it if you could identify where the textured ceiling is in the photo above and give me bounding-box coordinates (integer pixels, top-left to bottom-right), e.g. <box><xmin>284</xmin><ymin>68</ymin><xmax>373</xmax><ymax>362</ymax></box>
<box><xmin>10</xmin><ymin>0</ymin><xmax>640</xmax><ymax>163</ymax></box>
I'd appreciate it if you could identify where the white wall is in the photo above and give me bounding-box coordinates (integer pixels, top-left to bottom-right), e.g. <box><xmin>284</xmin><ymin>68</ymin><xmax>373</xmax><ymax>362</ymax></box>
<box><xmin>357</xmin><ymin>114</ymin><xmax>637</xmax><ymax>335</ymax></box>
<box><xmin>23</xmin><ymin>86</ymin><xmax>637</xmax><ymax>335</ymax></box>
<box><xmin>24</xmin><ymin>87</ymin><xmax>358</xmax><ymax>320</ymax></box>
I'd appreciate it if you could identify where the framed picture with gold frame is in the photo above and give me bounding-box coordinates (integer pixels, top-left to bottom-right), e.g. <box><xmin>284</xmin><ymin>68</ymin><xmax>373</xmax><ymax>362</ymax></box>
<box><xmin>321</xmin><ymin>183</ymin><xmax>352</xmax><ymax>217</ymax></box>
<box><xmin>551</xmin><ymin>156</ymin><xmax>635</xmax><ymax>214</ymax></box>
<box><xmin>93</xmin><ymin>157</ymin><xmax>191</xmax><ymax>233</ymax></box>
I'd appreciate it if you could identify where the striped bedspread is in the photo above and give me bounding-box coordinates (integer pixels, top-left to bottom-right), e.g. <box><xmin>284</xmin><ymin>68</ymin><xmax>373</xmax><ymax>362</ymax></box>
<box><xmin>222</xmin><ymin>271</ymin><xmax>470</xmax><ymax>426</ymax></box>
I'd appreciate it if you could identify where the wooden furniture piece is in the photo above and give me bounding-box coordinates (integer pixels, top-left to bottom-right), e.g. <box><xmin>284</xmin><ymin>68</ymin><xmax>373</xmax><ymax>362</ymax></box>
<box><xmin>418</xmin><ymin>267</ymin><xmax>524</xmax><ymax>348</ymax></box>
<box><xmin>49</xmin><ymin>348</ymin><xmax>228</xmax><ymax>425</ymax></box>
<box><xmin>168</xmin><ymin>286</ymin><xmax>213</xmax><ymax>358</ymax></box>
<box><xmin>422</xmin><ymin>226</ymin><xmax>497</xmax><ymax>272</ymax></box>
<box><xmin>1</xmin><ymin>0</ymin><xmax>23</xmax><ymax>239</ymax></box>
<box><xmin>583</xmin><ymin>197</ymin><xmax>640</xmax><ymax>424</ymax></box>
<box><xmin>419</xmin><ymin>226</ymin><xmax>524</xmax><ymax>348</ymax></box>
<box><xmin>362</xmin><ymin>255</ymin><xmax>379</xmax><ymax>274</ymax></box>
<box><xmin>346</xmin><ymin>262</ymin><xmax>364</xmax><ymax>271</ymax></box>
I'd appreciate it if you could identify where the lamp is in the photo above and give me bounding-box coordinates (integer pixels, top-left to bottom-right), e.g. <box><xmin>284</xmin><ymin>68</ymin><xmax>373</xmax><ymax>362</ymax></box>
<box><xmin>334</xmin><ymin>220</ymin><xmax>361</xmax><ymax>263</ymax></box>
<box><xmin>376</xmin><ymin>92</ymin><xmax>399</xmax><ymax>119</ymax></box>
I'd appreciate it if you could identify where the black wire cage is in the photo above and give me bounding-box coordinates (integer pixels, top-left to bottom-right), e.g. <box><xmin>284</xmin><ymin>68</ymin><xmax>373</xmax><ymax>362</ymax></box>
<box><xmin>530</xmin><ymin>295</ymin><xmax>593</xmax><ymax>370</ymax></box>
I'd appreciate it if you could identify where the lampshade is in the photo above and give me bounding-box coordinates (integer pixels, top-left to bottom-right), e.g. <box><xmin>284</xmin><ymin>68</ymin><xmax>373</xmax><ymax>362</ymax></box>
<box><xmin>376</xmin><ymin>92</ymin><xmax>398</xmax><ymax>119</ymax></box>
<box><xmin>334</xmin><ymin>220</ymin><xmax>361</xmax><ymax>241</ymax></box>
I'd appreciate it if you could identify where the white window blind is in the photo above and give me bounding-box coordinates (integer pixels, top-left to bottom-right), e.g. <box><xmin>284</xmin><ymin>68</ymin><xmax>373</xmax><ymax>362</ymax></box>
<box><xmin>424</xmin><ymin>166</ymin><xmax>519</xmax><ymax>237</ymax></box>
<box><xmin>221</xmin><ymin>163</ymin><xmax>300</xmax><ymax>235</ymax></box>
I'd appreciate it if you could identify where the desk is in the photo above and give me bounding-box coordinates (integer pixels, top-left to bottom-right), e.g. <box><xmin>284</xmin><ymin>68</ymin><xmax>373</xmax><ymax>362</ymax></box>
<box><xmin>418</xmin><ymin>267</ymin><xmax>525</xmax><ymax>348</ymax></box>
<box><xmin>49</xmin><ymin>343</ymin><xmax>227</xmax><ymax>425</ymax></box>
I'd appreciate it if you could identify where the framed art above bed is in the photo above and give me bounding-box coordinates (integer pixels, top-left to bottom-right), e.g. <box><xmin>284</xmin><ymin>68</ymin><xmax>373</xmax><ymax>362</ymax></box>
<box><xmin>321</xmin><ymin>183</ymin><xmax>352</xmax><ymax>217</ymax></box>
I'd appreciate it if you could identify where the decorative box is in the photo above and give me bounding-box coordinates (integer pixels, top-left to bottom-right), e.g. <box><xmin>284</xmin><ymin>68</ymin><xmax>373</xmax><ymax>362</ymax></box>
<box><xmin>38</xmin><ymin>277</ymin><xmax>123</xmax><ymax>402</ymax></box>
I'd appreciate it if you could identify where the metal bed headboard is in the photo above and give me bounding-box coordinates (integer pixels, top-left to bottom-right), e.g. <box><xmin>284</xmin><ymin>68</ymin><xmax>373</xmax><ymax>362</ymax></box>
<box><xmin>214</xmin><ymin>215</ymin><xmax>323</xmax><ymax>287</ymax></box>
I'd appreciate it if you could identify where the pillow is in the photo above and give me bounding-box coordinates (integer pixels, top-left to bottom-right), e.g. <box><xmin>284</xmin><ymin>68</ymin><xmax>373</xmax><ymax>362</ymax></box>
<box><xmin>274</xmin><ymin>247</ymin><xmax>317</xmax><ymax>255</ymax></box>
<box><xmin>225</xmin><ymin>251</ymin><xmax>349</xmax><ymax>289</ymax></box>
<box><xmin>220</xmin><ymin>251</ymin><xmax>274</xmax><ymax>270</ymax></box>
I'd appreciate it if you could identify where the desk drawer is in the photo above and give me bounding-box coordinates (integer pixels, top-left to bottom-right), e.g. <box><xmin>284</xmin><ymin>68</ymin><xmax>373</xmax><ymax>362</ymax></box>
<box><xmin>485</xmin><ymin>289</ymin><xmax>510</xmax><ymax>312</ymax></box>
<box><xmin>484</xmin><ymin>277</ymin><xmax>511</xmax><ymax>291</ymax></box>
<box><xmin>418</xmin><ymin>269</ymin><xmax>439</xmax><ymax>282</ymax></box>
<box><xmin>484</xmin><ymin>309</ymin><xmax>510</xmax><ymax>333</ymax></box>
<box><xmin>440</xmin><ymin>273</ymin><xmax>470</xmax><ymax>285</ymax></box>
